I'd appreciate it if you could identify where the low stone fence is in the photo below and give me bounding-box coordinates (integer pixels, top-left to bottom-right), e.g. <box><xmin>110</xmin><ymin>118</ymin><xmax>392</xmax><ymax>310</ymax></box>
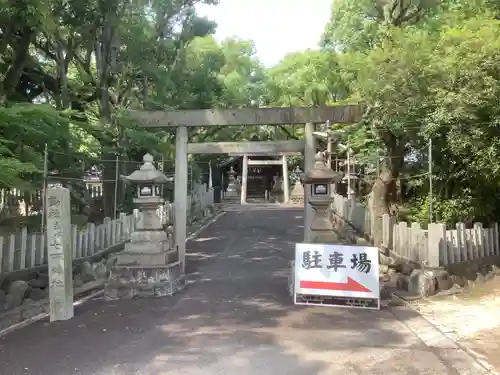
<box><xmin>0</xmin><ymin>183</ymin><xmax>215</xmax><ymax>275</ymax></box>
<box><xmin>390</xmin><ymin>221</ymin><xmax>500</xmax><ymax>267</ymax></box>
<box><xmin>0</xmin><ymin>213</ymin><xmax>137</xmax><ymax>275</ymax></box>
<box><xmin>331</xmin><ymin>193</ymin><xmax>500</xmax><ymax>267</ymax></box>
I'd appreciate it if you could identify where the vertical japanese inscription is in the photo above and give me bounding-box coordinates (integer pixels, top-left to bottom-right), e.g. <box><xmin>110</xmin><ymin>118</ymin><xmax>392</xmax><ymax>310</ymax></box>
<box><xmin>47</xmin><ymin>195</ymin><xmax>63</xmax><ymax>254</ymax></box>
<box><xmin>46</xmin><ymin>187</ymin><xmax>74</xmax><ymax>321</ymax></box>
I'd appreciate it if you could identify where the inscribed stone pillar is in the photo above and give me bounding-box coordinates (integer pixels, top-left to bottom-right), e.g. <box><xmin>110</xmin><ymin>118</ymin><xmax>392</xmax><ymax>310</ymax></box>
<box><xmin>46</xmin><ymin>186</ymin><xmax>74</xmax><ymax>322</ymax></box>
<box><xmin>241</xmin><ymin>155</ymin><xmax>249</xmax><ymax>204</ymax></box>
<box><xmin>282</xmin><ymin>155</ymin><xmax>289</xmax><ymax>204</ymax></box>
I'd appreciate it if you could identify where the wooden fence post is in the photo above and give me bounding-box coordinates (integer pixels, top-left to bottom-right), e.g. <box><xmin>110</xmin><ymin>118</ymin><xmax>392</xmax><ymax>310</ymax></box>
<box><xmin>29</xmin><ymin>233</ymin><xmax>37</xmax><ymax>268</ymax></box>
<box><xmin>20</xmin><ymin>227</ymin><xmax>27</xmax><ymax>269</ymax></box>
<box><xmin>493</xmin><ymin>223</ymin><xmax>499</xmax><ymax>255</ymax></box>
<box><xmin>0</xmin><ymin>236</ymin><xmax>4</xmax><ymax>273</ymax></box>
<box><xmin>99</xmin><ymin>223</ymin><xmax>106</xmax><ymax>250</ymax></box>
<box><xmin>484</xmin><ymin>224</ymin><xmax>492</xmax><ymax>256</ymax></box>
<box><xmin>397</xmin><ymin>222</ymin><xmax>409</xmax><ymax>259</ymax></box>
<box><xmin>119</xmin><ymin>212</ymin><xmax>126</xmax><ymax>241</ymax></box>
<box><xmin>71</xmin><ymin>225</ymin><xmax>78</xmax><ymax>259</ymax></box>
<box><xmin>381</xmin><ymin>214</ymin><xmax>390</xmax><ymax>249</ymax></box>
<box><xmin>427</xmin><ymin>223</ymin><xmax>446</xmax><ymax>267</ymax></box>
<box><xmin>473</xmin><ymin>222</ymin><xmax>484</xmax><ymax>260</ymax></box>
<box><xmin>456</xmin><ymin>222</ymin><xmax>466</xmax><ymax>261</ymax></box>
<box><xmin>8</xmin><ymin>234</ymin><xmax>15</xmax><ymax>271</ymax></box>
<box><xmin>410</xmin><ymin>222</ymin><xmax>422</xmax><ymax>261</ymax></box>
<box><xmin>40</xmin><ymin>232</ymin><xmax>46</xmax><ymax>265</ymax></box>
<box><xmin>88</xmin><ymin>223</ymin><xmax>95</xmax><ymax>255</ymax></box>
<box><xmin>106</xmin><ymin>217</ymin><xmax>113</xmax><ymax>248</ymax></box>
<box><xmin>78</xmin><ymin>230</ymin><xmax>84</xmax><ymax>259</ymax></box>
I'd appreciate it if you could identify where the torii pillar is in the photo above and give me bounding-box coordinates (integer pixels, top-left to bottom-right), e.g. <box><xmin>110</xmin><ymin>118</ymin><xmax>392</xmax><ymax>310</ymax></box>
<box><xmin>241</xmin><ymin>154</ymin><xmax>249</xmax><ymax>204</ymax></box>
<box><xmin>282</xmin><ymin>154</ymin><xmax>290</xmax><ymax>204</ymax></box>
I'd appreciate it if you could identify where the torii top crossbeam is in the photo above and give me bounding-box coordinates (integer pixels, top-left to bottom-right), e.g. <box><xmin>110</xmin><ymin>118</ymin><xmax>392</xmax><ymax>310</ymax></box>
<box><xmin>129</xmin><ymin>105</ymin><xmax>363</xmax><ymax>127</ymax></box>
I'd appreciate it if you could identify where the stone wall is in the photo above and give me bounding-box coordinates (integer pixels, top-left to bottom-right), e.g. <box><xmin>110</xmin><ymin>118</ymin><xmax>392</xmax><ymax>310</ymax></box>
<box><xmin>331</xmin><ymin>193</ymin><xmax>500</xmax><ymax>268</ymax></box>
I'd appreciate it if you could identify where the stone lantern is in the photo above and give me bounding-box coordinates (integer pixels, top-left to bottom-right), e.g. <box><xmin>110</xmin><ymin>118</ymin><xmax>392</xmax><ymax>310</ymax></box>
<box><xmin>104</xmin><ymin>153</ymin><xmax>184</xmax><ymax>300</ymax></box>
<box><xmin>125</xmin><ymin>153</ymin><xmax>171</xmax><ymax>230</ymax></box>
<box><xmin>225</xmin><ymin>166</ymin><xmax>238</xmax><ymax>199</ymax></box>
<box><xmin>302</xmin><ymin>152</ymin><xmax>343</xmax><ymax>243</ymax></box>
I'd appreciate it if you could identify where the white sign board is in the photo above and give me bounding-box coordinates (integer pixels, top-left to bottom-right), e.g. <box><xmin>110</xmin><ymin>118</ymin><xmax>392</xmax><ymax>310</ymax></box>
<box><xmin>294</xmin><ymin>243</ymin><xmax>380</xmax><ymax>309</ymax></box>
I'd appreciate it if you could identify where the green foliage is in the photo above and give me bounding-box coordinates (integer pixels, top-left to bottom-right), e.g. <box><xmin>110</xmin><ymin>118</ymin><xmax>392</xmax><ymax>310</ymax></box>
<box><xmin>3</xmin><ymin>0</ymin><xmax>500</xmax><ymax>227</ymax></box>
<box><xmin>408</xmin><ymin>194</ymin><xmax>492</xmax><ymax>227</ymax></box>
<box><xmin>0</xmin><ymin>0</ymin><xmax>265</xmax><ymax>217</ymax></box>
<box><xmin>265</xmin><ymin>50</ymin><xmax>349</xmax><ymax>106</ymax></box>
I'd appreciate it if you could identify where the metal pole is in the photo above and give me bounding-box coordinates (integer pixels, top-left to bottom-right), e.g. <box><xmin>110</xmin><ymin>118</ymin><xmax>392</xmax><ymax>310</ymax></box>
<box><xmin>160</xmin><ymin>155</ymin><xmax>165</xmax><ymax>198</ymax></box>
<box><xmin>376</xmin><ymin>151</ymin><xmax>380</xmax><ymax>178</ymax></box>
<box><xmin>347</xmin><ymin>137</ymin><xmax>351</xmax><ymax>200</ymax></box>
<box><xmin>428</xmin><ymin>138</ymin><xmax>433</xmax><ymax>223</ymax></box>
<box><xmin>326</xmin><ymin>137</ymin><xmax>332</xmax><ymax>169</ymax></box>
<box><xmin>113</xmin><ymin>155</ymin><xmax>119</xmax><ymax>220</ymax></box>
<box><xmin>188</xmin><ymin>161</ymin><xmax>193</xmax><ymax>219</ymax></box>
<box><xmin>41</xmin><ymin>143</ymin><xmax>48</xmax><ymax>233</ymax></box>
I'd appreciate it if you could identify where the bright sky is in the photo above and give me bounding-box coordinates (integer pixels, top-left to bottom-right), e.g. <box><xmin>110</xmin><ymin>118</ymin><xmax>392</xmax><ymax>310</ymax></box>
<box><xmin>196</xmin><ymin>0</ymin><xmax>333</xmax><ymax>67</ymax></box>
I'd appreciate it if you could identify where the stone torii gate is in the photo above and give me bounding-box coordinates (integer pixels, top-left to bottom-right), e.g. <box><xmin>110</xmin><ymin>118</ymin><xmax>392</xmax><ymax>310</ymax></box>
<box><xmin>129</xmin><ymin>106</ymin><xmax>362</xmax><ymax>273</ymax></box>
<box><xmin>236</xmin><ymin>152</ymin><xmax>296</xmax><ymax>204</ymax></box>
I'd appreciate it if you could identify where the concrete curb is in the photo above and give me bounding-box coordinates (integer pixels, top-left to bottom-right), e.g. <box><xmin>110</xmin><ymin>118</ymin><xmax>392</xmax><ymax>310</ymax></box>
<box><xmin>0</xmin><ymin>288</ymin><xmax>104</xmax><ymax>338</ymax></box>
<box><xmin>390</xmin><ymin>294</ymin><xmax>499</xmax><ymax>374</ymax></box>
<box><xmin>186</xmin><ymin>210</ymin><xmax>226</xmax><ymax>241</ymax></box>
<box><xmin>2</xmin><ymin>241</ymin><xmax>127</xmax><ymax>284</ymax></box>
<box><xmin>0</xmin><ymin>209</ymin><xmax>226</xmax><ymax>338</ymax></box>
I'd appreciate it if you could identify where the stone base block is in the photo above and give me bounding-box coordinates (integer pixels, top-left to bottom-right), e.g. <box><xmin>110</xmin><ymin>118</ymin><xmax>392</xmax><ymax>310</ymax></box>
<box><xmin>130</xmin><ymin>230</ymin><xmax>168</xmax><ymax>243</ymax></box>
<box><xmin>116</xmin><ymin>248</ymin><xmax>178</xmax><ymax>266</ymax></box>
<box><xmin>225</xmin><ymin>189</ymin><xmax>238</xmax><ymax>198</ymax></box>
<box><xmin>123</xmin><ymin>240</ymin><xmax>169</xmax><ymax>254</ymax></box>
<box><xmin>104</xmin><ymin>261</ymin><xmax>184</xmax><ymax>300</ymax></box>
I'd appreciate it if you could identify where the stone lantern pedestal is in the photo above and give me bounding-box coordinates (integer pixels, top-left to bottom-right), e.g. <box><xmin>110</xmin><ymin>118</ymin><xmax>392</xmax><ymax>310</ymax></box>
<box><xmin>302</xmin><ymin>152</ymin><xmax>343</xmax><ymax>243</ymax></box>
<box><xmin>104</xmin><ymin>154</ymin><xmax>184</xmax><ymax>300</ymax></box>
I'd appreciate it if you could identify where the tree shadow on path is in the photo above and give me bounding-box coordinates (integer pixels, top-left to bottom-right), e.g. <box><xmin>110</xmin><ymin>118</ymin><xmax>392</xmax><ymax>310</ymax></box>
<box><xmin>0</xmin><ymin>209</ymin><xmax>450</xmax><ymax>375</ymax></box>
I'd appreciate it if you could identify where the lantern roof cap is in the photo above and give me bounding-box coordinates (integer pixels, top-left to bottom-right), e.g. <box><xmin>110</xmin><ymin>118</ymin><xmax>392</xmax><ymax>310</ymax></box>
<box><xmin>302</xmin><ymin>152</ymin><xmax>343</xmax><ymax>182</ymax></box>
<box><xmin>121</xmin><ymin>153</ymin><xmax>173</xmax><ymax>184</ymax></box>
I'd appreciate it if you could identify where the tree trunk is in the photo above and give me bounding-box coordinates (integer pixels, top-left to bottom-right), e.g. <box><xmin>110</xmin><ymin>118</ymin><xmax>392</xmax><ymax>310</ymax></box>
<box><xmin>95</xmin><ymin>13</ymin><xmax>118</xmax><ymax>219</ymax></box>
<box><xmin>369</xmin><ymin>134</ymin><xmax>405</xmax><ymax>246</ymax></box>
<box><xmin>0</xmin><ymin>26</ymin><xmax>34</xmax><ymax>104</ymax></box>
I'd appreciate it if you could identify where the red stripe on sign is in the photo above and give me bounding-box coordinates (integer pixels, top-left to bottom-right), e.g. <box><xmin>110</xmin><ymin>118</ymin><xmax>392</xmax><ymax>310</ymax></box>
<box><xmin>300</xmin><ymin>277</ymin><xmax>371</xmax><ymax>293</ymax></box>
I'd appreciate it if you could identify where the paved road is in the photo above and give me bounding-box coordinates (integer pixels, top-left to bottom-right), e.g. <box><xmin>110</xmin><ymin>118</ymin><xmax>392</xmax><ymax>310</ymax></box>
<box><xmin>0</xmin><ymin>209</ymin><xmax>490</xmax><ymax>375</ymax></box>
